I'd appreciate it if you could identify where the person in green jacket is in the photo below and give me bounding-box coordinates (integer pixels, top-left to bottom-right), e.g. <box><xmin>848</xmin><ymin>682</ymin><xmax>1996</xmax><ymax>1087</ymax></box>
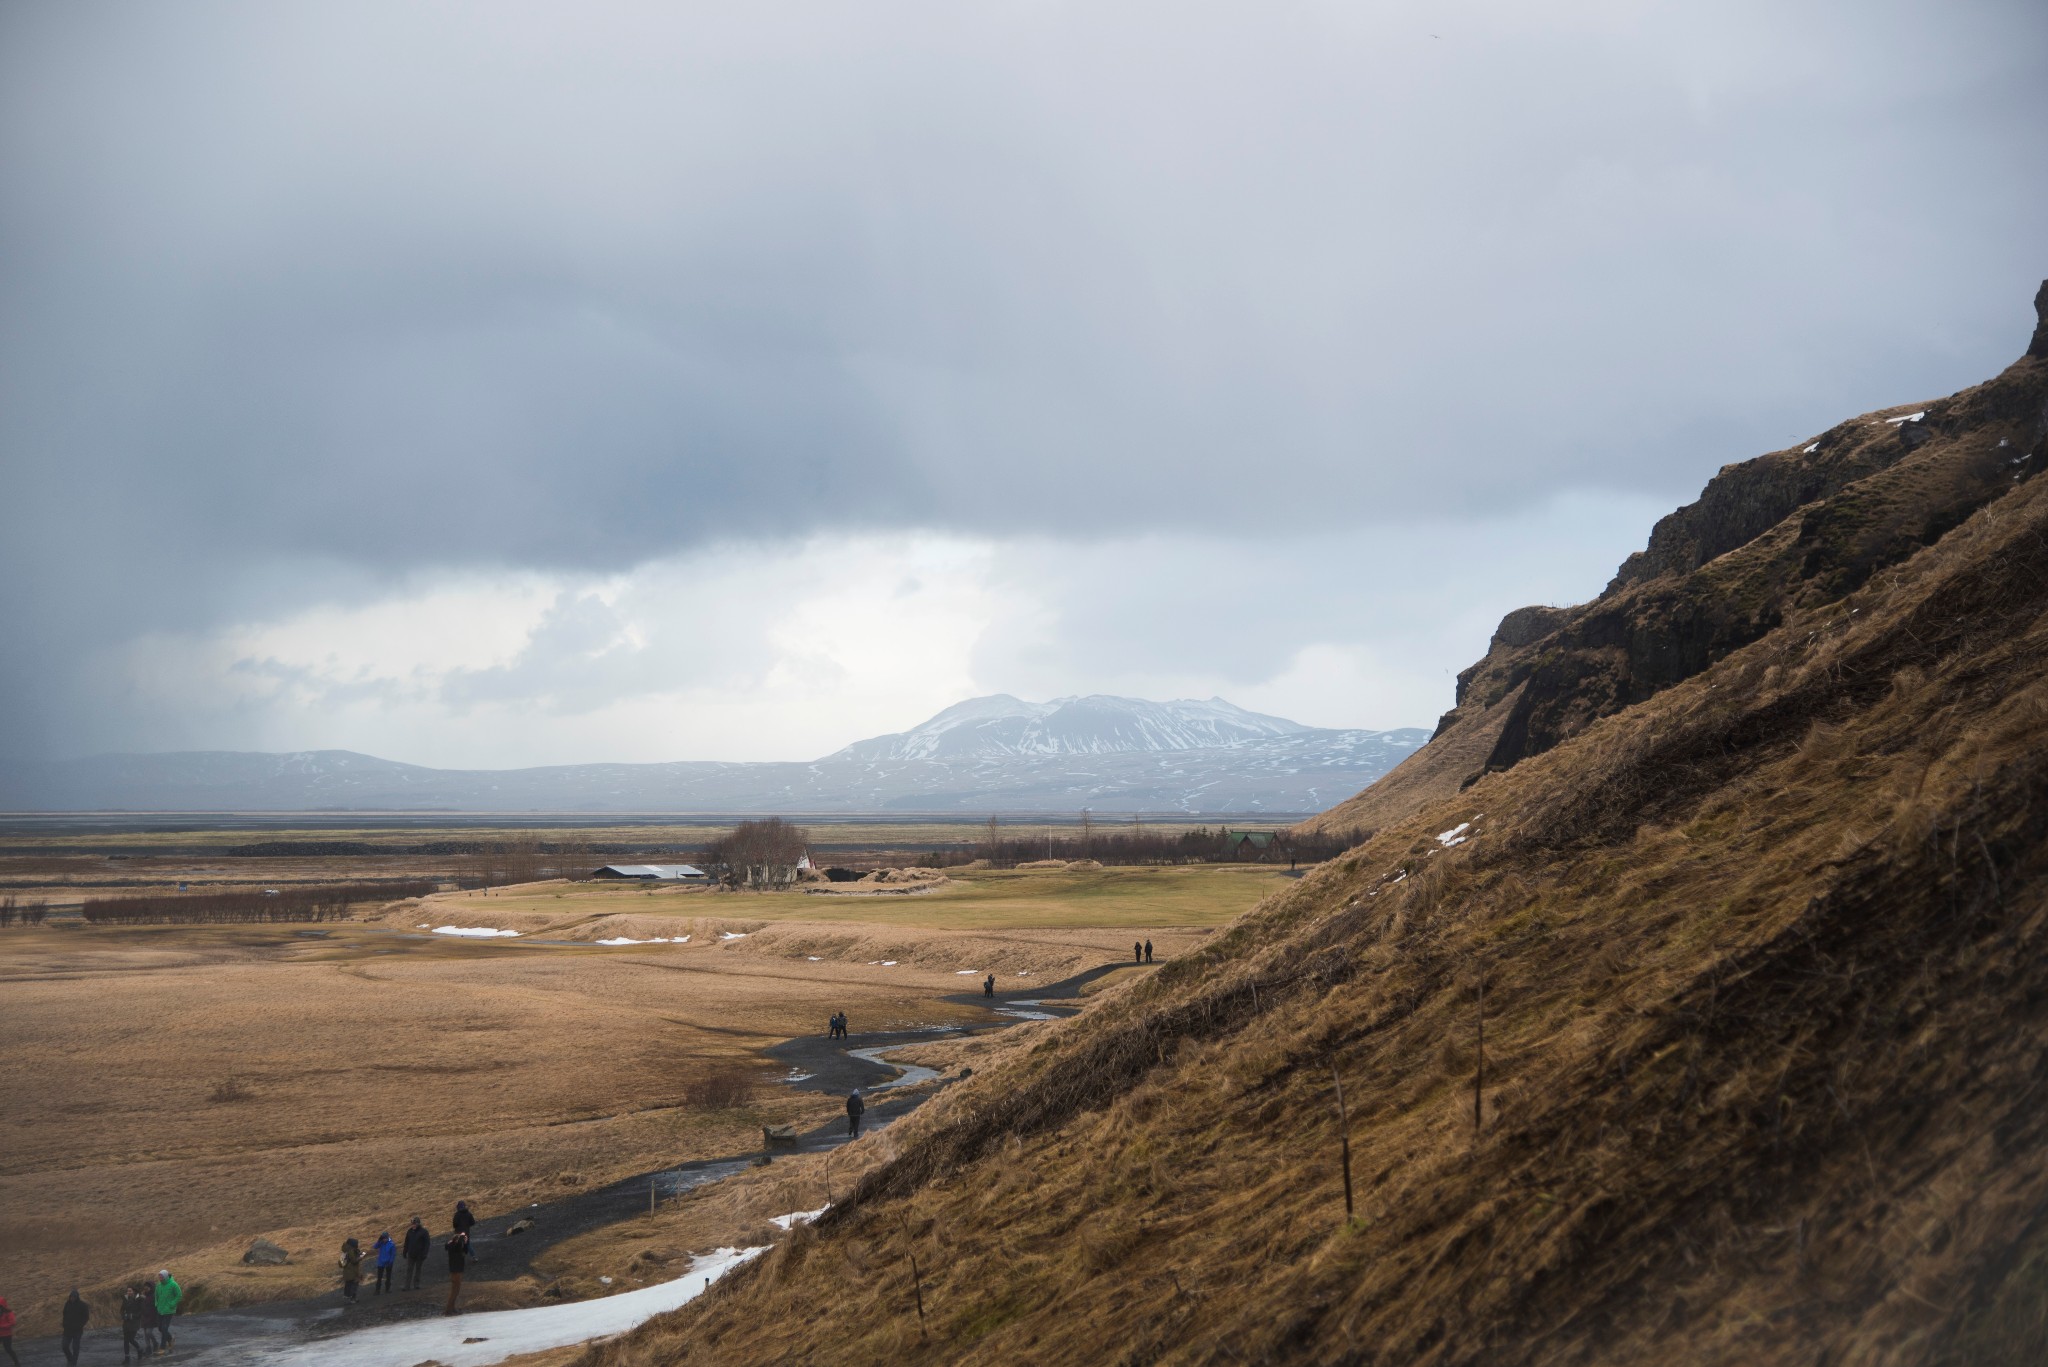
<box><xmin>338</xmin><ymin>1238</ymin><xmax>364</xmax><ymax>1302</ymax></box>
<box><xmin>154</xmin><ymin>1270</ymin><xmax>182</xmax><ymax>1352</ymax></box>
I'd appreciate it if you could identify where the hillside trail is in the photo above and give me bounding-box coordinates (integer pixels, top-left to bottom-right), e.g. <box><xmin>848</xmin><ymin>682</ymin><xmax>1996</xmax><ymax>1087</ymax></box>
<box><xmin>9</xmin><ymin>962</ymin><xmax>1137</xmax><ymax>1367</ymax></box>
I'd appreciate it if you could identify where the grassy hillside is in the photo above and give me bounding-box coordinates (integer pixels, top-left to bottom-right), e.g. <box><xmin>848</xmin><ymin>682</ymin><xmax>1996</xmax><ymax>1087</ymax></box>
<box><xmin>571</xmin><ymin>287</ymin><xmax>2048</xmax><ymax>1366</ymax></box>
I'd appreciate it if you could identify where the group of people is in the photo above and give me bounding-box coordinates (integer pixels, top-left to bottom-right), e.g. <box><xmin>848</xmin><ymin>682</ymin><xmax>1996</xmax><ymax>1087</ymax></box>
<box><xmin>337</xmin><ymin>1205</ymin><xmax>476</xmax><ymax>1316</ymax></box>
<box><xmin>825</xmin><ymin>1010</ymin><xmax>851</xmax><ymax>1039</ymax></box>
<box><xmin>0</xmin><ymin>1203</ymin><xmax>488</xmax><ymax>1364</ymax></box>
<box><xmin>0</xmin><ymin>1270</ymin><xmax>181</xmax><ymax>1366</ymax></box>
<box><xmin>1134</xmin><ymin>939</ymin><xmax>1154</xmax><ymax>964</ymax></box>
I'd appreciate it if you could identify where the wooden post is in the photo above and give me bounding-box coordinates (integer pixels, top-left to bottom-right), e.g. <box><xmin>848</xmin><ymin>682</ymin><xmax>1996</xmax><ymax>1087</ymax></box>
<box><xmin>909</xmin><ymin>1251</ymin><xmax>928</xmax><ymax>1338</ymax></box>
<box><xmin>1331</xmin><ymin>1062</ymin><xmax>1354</xmax><ymax>1220</ymax></box>
<box><xmin>650</xmin><ymin>1177</ymin><xmax>657</xmax><ymax>1215</ymax></box>
<box><xmin>1474</xmin><ymin>970</ymin><xmax>1486</xmax><ymax>1135</ymax></box>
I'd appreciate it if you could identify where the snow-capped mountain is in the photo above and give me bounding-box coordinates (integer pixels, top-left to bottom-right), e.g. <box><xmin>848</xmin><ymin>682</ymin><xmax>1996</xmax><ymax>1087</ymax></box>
<box><xmin>0</xmin><ymin>697</ymin><xmax>1427</xmax><ymax>814</ymax></box>
<box><xmin>833</xmin><ymin>695</ymin><xmax>1312</xmax><ymax>761</ymax></box>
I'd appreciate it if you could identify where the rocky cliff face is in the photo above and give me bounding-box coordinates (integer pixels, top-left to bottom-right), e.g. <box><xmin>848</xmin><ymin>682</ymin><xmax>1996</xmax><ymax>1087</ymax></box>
<box><xmin>1304</xmin><ymin>282</ymin><xmax>2048</xmax><ymax>836</ymax></box>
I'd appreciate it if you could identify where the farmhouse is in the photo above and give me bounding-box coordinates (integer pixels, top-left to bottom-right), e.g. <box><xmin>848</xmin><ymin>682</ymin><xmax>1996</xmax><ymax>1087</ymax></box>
<box><xmin>590</xmin><ymin>864</ymin><xmax>709</xmax><ymax>882</ymax></box>
<box><xmin>1219</xmin><ymin>830</ymin><xmax>1277</xmax><ymax>861</ymax></box>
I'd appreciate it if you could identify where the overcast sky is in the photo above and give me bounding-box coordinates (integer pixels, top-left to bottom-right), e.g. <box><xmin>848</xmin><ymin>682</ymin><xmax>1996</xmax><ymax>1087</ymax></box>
<box><xmin>3</xmin><ymin>1</ymin><xmax>2044</xmax><ymax>767</ymax></box>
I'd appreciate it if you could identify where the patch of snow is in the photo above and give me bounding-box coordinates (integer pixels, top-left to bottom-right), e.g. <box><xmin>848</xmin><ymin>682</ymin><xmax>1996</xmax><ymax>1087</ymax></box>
<box><xmin>807</xmin><ymin>955</ymin><xmax>822</xmax><ymax>961</ymax></box>
<box><xmin>598</xmin><ymin>1276</ymin><xmax>613</xmax><ymax>1285</ymax></box>
<box><xmin>416</xmin><ymin>923</ymin><xmax>430</xmax><ymax>928</ymax></box>
<box><xmin>956</xmin><ymin>969</ymin><xmax>982</xmax><ymax>975</ymax></box>
<box><xmin>781</xmin><ymin>1070</ymin><xmax>815</xmax><ymax>1084</ymax></box>
<box><xmin>1803</xmin><ymin>442</ymin><xmax>1820</xmax><ymax>453</ymax></box>
<box><xmin>433</xmin><ymin>926</ymin><xmax>521</xmax><ymax>938</ymax></box>
<box><xmin>719</xmin><ymin>931</ymin><xmax>747</xmax><ymax>940</ymax></box>
<box><xmin>769</xmin><ymin>1205</ymin><xmax>830</xmax><ymax>1230</ymax></box>
<box><xmin>241</xmin><ymin>1246</ymin><xmax>766</xmax><ymax>1367</ymax></box>
<box><xmin>1435</xmin><ymin>823</ymin><xmax>1471</xmax><ymax>848</ymax></box>
<box><xmin>1883</xmin><ymin>411</ymin><xmax>1926</xmax><ymax>425</ymax></box>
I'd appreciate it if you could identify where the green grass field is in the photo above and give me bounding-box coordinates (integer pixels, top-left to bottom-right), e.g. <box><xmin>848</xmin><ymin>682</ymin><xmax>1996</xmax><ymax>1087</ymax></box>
<box><xmin>441</xmin><ymin>863</ymin><xmax>1298</xmax><ymax>931</ymax></box>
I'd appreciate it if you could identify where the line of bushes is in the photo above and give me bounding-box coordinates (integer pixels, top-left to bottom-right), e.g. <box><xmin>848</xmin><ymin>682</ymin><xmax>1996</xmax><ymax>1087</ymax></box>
<box><xmin>0</xmin><ymin>896</ymin><xmax>47</xmax><ymax>927</ymax></box>
<box><xmin>82</xmin><ymin>879</ymin><xmax>442</xmax><ymax>925</ymax></box>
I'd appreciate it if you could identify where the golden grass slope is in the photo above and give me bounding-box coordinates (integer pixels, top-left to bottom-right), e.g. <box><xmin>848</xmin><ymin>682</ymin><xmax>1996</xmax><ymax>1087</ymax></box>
<box><xmin>580</xmin><ymin>343</ymin><xmax>2048</xmax><ymax>1364</ymax></box>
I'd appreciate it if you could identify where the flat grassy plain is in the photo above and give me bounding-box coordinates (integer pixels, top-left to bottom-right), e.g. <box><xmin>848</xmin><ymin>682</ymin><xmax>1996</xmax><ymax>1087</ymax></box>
<box><xmin>0</xmin><ymin>862</ymin><xmax>1287</xmax><ymax>1334</ymax></box>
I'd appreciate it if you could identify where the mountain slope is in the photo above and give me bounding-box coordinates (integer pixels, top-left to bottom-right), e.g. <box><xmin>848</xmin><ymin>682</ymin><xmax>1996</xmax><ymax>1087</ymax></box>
<box><xmin>1301</xmin><ymin>285</ymin><xmax>2048</xmax><ymax>839</ymax></box>
<box><xmin>0</xmin><ymin>700</ymin><xmax>1425</xmax><ymax>814</ymax></box>
<box><xmin>581</xmin><ymin>284</ymin><xmax>2048</xmax><ymax>1366</ymax></box>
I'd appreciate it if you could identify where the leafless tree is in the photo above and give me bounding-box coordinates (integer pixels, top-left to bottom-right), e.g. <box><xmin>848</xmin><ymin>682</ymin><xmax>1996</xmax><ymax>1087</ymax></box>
<box><xmin>705</xmin><ymin>817</ymin><xmax>811</xmax><ymax>889</ymax></box>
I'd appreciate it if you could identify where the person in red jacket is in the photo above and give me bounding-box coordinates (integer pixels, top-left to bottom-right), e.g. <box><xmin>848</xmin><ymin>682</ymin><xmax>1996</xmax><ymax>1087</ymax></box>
<box><xmin>0</xmin><ymin>1295</ymin><xmax>17</xmax><ymax>1366</ymax></box>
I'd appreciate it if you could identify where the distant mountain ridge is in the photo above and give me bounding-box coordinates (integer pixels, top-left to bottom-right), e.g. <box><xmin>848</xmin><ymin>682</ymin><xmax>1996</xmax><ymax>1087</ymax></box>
<box><xmin>832</xmin><ymin>694</ymin><xmax>1312</xmax><ymax>761</ymax></box>
<box><xmin>0</xmin><ymin>695</ymin><xmax>1426</xmax><ymax>814</ymax></box>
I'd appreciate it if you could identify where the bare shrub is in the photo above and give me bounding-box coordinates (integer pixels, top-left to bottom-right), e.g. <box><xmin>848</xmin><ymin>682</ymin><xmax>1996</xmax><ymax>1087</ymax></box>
<box><xmin>208</xmin><ymin>1077</ymin><xmax>254</xmax><ymax>1104</ymax></box>
<box><xmin>681</xmin><ymin>1063</ymin><xmax>756</xmax><ymax>1110</ymax></box>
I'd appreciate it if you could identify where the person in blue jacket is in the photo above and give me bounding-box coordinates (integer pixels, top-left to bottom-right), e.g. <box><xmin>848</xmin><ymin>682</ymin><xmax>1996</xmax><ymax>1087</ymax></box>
<box><xmin>372</xmin><ymin>1230</ymin><xmax>397</xmax><ymax>1294</ymax></box>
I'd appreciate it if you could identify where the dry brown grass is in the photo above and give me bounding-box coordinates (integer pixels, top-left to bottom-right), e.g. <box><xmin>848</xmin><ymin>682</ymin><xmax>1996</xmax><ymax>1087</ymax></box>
<box><xmin>572</xmin><ymin>404</ymin><xmax>2048</xmax><ymax>1363</ymax></box>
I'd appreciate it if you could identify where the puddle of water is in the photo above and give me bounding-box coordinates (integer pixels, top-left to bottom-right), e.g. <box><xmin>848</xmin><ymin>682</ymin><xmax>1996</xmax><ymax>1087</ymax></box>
<box><xmin>845</xmin><ymin>1047</ymin><xmax>941</xmax><ymax>1090</ymax></box>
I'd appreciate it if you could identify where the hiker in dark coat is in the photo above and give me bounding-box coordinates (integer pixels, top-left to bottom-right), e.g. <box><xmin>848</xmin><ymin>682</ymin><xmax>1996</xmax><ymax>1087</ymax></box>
<box><xmin>402</xmin><ymin>1217</ymin><xmax>431</xmax><ymax>1290</ymax></box>
<box><xmin>60</xmin><ymin>1289</ymin><xmax>89</xmax><ymax>1366</ymax></box>
<box><xmin>372</xmin><ymin>1229</ymin><xmax>397</xmax><ymax>1294</ymax></box>
<box><xmin>453</xmin><ymin>1200</ymin><xmax>477</xmax><ymax>1265</ymax></box>
<box><xmin>443</xmin><ymin>1230</ymin><xmax>470</xmax><ymax>1316</ymax></box>
<box><xmin>339</xmin><ymin>1236</ymin><xmax>364</xmax><ymax>1302</ymax></box>
<box><xmin>1134</xmin><ymin>941</ymin><xmax>1142</xmax><ymax>964</ymax></box>
<box><xmin>121</xmin><ymin>1285</ymin><xmax>147</xmax><ymax>1362</ymax></box>
<box><xmin>1145</xmin><ymin>939</ymin><xmax>1153</xmax><ymax>963</ymax></box>
<box><xmin>139</xmin><ymin>1286</ymin><xmax>162</xmax><ymax>1355</ymax></box>
<box><xmin>845</xmin><ymin>1088</ymin><xmax>865</xmax><ymax>1138</ymax></box>
<box><xmin>0</xmin><ymin>1295</ymin><xmax>16</xmax><ymax>1367</ymax></box>
<box><xmin>983</xmin><ymin>974</ymin><xmax>995</xmax><ymax>997</ymax></box>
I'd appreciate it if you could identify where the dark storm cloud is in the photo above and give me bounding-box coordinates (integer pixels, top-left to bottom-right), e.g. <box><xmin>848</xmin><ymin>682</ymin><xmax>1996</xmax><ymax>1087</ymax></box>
<box><xmin>2</xmin><ymin>1</ymin><xmax>2045</xmax><ymax>758</ymax></box>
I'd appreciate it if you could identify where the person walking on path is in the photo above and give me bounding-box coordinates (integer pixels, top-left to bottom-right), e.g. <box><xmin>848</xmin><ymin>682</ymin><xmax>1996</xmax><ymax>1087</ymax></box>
<box><xmin>443</xmin><ymin>1231</ymin><xmax>470</xmax><ymax>1316</ymax></box>
<box><xmin>372</xmin><ymin>1230</ymin><xmax>396</xmax><ymax>1294</ymax></box>
<box><xmin>0</xmin><ymin>1295</ymin><xmax>18</xmax><ymax>1367</ymax></box>
<box><xmin>1145</xmin><ymin>939</ymin><xmax>1153</xmax><ymax>964</ymax></box>
<box><xmin>154</xmin><ymin>1269</ymin><xmax>182</xmax><ymax>1353</ymax></box>
<box><xmin>983</xmin><ymin>974</ymin><xmax>995</xmax><ymax>997</ymax></box>
<box><xmin>60</xmin><ymin>1289</ymin><xmax>89</xmax><ymax>1365</ymax></box>
<box><xmin>845</xmin><ymin>1088</ymin><xmax>865</xmax><ymax>1139</ymax></box>
<box><xmin>121</xmin><ymin>1285</ymin><xmax>147</xmax><ymax>1363</ymax></box>
<box><xmin>1134</xmin><ymin>941</ymin><xmax>1142</xmax><ymax>965</ymax></box>
<box><xmin>452</xmin><ymin>1200</ymin><xmax>477</xmax><ymax>1266</ymax></box>
<box><xmin>338</xmin><ymin>1237</ymin><xmax>364</xmax><ymax>1302</ymax></box>
<box><xmin>402</xmin><ymin>1218</ymin><xmax>430</xmax><ymax>1291</ymax></box>
<box><xmin>139</xmin><ymin>1286</ymin><xmax>161</xmax><ymax>1356</ymax></box>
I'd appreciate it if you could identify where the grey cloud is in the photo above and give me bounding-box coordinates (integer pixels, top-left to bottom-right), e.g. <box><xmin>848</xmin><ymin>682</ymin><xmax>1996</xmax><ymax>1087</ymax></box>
<box><xmin>3</xmin><ymin>0</ymin><xmax>2046</xmax><ymax>758</ymax></box>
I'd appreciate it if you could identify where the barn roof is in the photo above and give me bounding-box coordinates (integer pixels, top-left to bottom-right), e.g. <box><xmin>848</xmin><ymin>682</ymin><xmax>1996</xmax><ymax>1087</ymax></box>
<box><xmin>593</xmin><ymin>863</ymin><xmax>707</xmax><ymax>880</ymax></box>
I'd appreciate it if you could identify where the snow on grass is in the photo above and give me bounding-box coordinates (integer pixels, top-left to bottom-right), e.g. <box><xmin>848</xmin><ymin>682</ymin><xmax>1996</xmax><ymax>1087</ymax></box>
<box><xmin>249</xmin><ymin>1246</ymin><xmax>765</xmax><ymax>1367</ymax></box>
<box><xmin>807</xmin><ymin>955</ymin><xmax>822</xmax><ymax>961</ymax></box>
<box><xmin>881</xmin><ymin>960</ymin><xmax>898</xmax><ymax>966</ymax></box>
<box><xmin>595</xmin><ymin>936</ymin><xmax>684</xmax><ymax>946</ymax></box>
<box><xmin>719</xmin><ymin>931</ymin><xmax>748</xmax><ymax>940</ymax></box>
<box><xmin>1435</xmin><ymin>822</ymin><xmax>1472</xmax><ymax>848</ymax></box>
<box><xmin>955</xmin><ymin>969</ymin><xmax>982</xmax><ymax>975</ymax></box>
<box><xmin>1804</xmin><ymin>442</ymin><xmax>1820</xmax><ymax>453</ymax></box>
<box><xmin>433</xmin><ymin>926</ymin><xmax>521</xmax><ymax>938</ymax></box>
<box><xmin>1884</xmin><ymin>411</ymin><xmax>1926</xmax><ymax>425</ymax></box>
<box><xmin>769</xmin><ymin>1205</ymin><xmax>830</xmax><ymax>1230</ymax></box>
